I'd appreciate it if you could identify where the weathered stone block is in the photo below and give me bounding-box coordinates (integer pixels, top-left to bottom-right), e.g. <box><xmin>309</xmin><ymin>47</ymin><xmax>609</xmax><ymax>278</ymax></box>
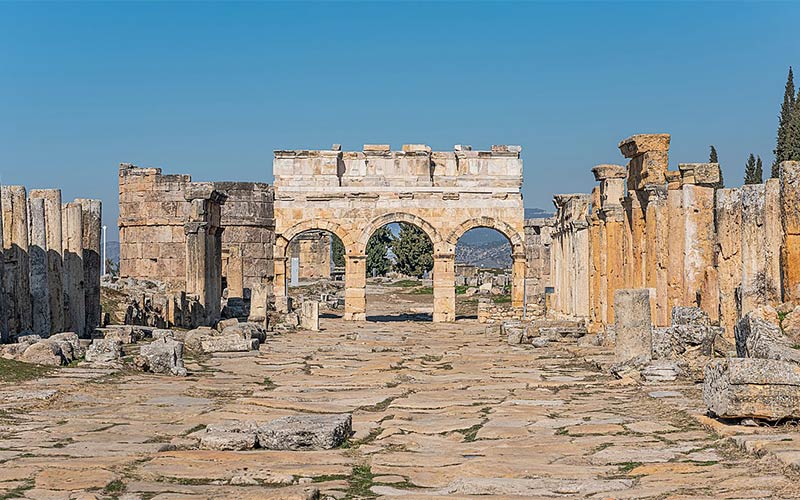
<box><xmin>135</xmin><ymin>338</ymin><xmax>187</xmax><ymax>376</ymax></box>
<box><xmin>614</xmin><ymin>289</ymin><xmax>653</xmax><ymax>362</ymax></box>
<box><xmin>704</xmin><ymin>357</ymin><xmax>800</xmax><ymax>420</ymax></box>
<box><xmin>256</xmin><ymin>414</ymin><xmax>352</xmax><ymax>451</ymax></box>
<box><xmin>735</xmin><ymin>313</ymin><xmax>800</xmax><ymax>364</ymax></box>
<box><xmin>85</xmin><ymin>338</ymin><xmax>122</xmax><ymax>363</ymax></box>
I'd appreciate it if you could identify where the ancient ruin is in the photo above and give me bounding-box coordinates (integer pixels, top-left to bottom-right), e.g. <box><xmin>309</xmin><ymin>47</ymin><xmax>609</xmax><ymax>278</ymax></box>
<box><xmin>273</xmin><ymin>144</ymin><xmax>526</xmax><ymax>322</ymax></box>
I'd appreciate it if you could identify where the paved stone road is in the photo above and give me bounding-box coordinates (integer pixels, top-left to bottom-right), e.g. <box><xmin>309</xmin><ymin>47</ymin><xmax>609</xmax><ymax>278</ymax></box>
<box><xmin>1</xmin><ymin>316</ymin><xmax>800</xmax><ymax>499</ymax></box>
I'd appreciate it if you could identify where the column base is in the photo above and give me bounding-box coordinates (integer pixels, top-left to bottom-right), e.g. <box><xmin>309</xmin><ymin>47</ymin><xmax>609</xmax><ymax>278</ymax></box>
<box><xmin>344</xmin><ymin>312</ymin><xmax>366</xmax><ymax>321</ymax></box>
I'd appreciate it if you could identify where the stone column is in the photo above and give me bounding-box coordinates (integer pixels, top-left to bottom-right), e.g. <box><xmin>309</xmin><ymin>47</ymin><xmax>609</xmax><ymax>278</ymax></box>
<box><xmin>344</xmin><ymin>254</ymin><xmax>366</xmax><ymax>321</ymax></box>
<box><xmin>227</xmin><ymin>245</ymin><xmax>244</xmax><ymax>299</ymax></box>
<box><xmin>273</xmin><ymin>255</ymin><xmax>287</xmax><ymax>305</ymax></box>
<box><xmin>184</xmin><ymin>186</ymin><xmax>226</xmax><ymax>327</ymax></box>
<box><xmin>0</xmin><ymin>206</ymin><xmax>7</xmax><ymax>343</ymax></box>
<box><xmin>765</xmin><ymin>179</ymin><xmax>783</xmax><ymax>305</ymax></box>
<box><xmin>29</xmin><ymin>189</ymin><xmax>63</xmax><ymax>333</ymax></box>
<box><xmin>432</xmin><ymin>247</ymin><xmax>455</xmax><ymax>323</ymax></box>
<box><xmin>573</xmin><ymin>218</ymin><xmax>590</xmax><ymax>318</ymax></box>
<box><xmin>679</xmin><ymin>163</ymin><xmax>721</xmax><ymax>315</ymax></box>
<box><xmin>75</xmin><ymin>198</ymin><xmax>102</xmax><ymax>334</ymax></box>
<box><xmin>593</xmin><ymin>164</ymin><xmax>627</xmax><ymax>327</ymax></box>
<box><xmin>666</xmin><ymin>173</ymin><xmax>685</xmax><ymax>316</ymax></box>
<box><xmin>28</xmin><ymin>198</ymin><xmax>50</xmax><ymax>336</ymax></box>
<box><xmin>741</xmin><ymin>184</ymin><xmax>767</xmax><ymax>315</ymax></box>
<box><xmin>644</xmin><ymin>185</ymin><xmax>669</xmax><ymax>326</ymax></box>
<box><xmin>780</xmin><ymin>161</ymin><xmax>800</xmax><ymax>302</ymax></box>
<box><xmin>588</xmin><ymin>187</ymin><xmax>603</xmax><ymax>331</ymax></box>
<box><xmin>62</xmin><ymin>202</ymin><xmax>85</xmax><ymax>337</ymax></box>
<box><xmin>715</xmin><ymin>188</ymin><xmax>742</xmax><ymax>339</ymax></box>
<box><xmin>511</xmin><ymin>250</ymin><xmax>526</xmax><ymax>310</ymax></box>
<box><xmin>619</xmin><ymin>134</ymin><xmax>671</xmax><ymax>289</ymax></box>
<box><xmin>2</xmin><ymin>185</ymin><xmax>32</xmax><ymax>335</ymax></box>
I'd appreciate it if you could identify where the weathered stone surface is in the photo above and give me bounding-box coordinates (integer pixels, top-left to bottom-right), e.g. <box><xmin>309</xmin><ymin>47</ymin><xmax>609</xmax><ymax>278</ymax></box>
<box><xmin>135</xmin><ymin>338</ymin><xmax>187</xmax><ymax>376</ymax></box>
<box><xmin>217</xmin><ymin>317</ymin><xmax>238</xmax><ymax>332</ymax></box>
<box><xmin>641</xmin><ymin>360</ymin><xmax>681</xmax><ymax>382</ymax></box>
<box><xmin>85</xmin><ymin>338</ymin><xmax>122</xmax><ymax>363</ymax></box>
<box><xmin>49</xmin><ymin>332</ymin><xmax>83</xmax><ymax>361</ymax></box>
<box><xmin>614</xmin><ymin>289</ymin><xmax>652</xmax><ymax>362</ymax></box>
<box><xmin>20</xmin><ymin>340</ymin><xmax>64</xmax><ymax>366</ymax></box>
<box><xmin>256</xmin><ymin>414</ymin><xmax>352</xmax><ymax>450</ymax></box>
<box><xmin>671</xmin><ymin>306</ymin><xmax>710</xmax><ymax>326</ymax></box>
<box><xmin>28</xmin><ymin>197</ymin><xmax>51</xmax><ymax>337</ymax></box>
<box><xmin>299</xmin><ymin>300</ymin><xmax>320</xmax><ymax>331</ymax></box>
<box><xmin>704</xmin><ymin>357</ymin><xmax>800</xmax><ymax>420</ymax></box>
<box><xmin>199</xmin><ymin>334</ymin><xmax>258</xmax><ymax>353</ymax></box>
<box><xmin>735</xmin><ymin>313</ymin><xmax>800</xmax><ymax>364</ymax></box>
<box><xmin>199</xmin><ymin>431</ymin><xmax>257</xmax><ymax>451</ymax></box>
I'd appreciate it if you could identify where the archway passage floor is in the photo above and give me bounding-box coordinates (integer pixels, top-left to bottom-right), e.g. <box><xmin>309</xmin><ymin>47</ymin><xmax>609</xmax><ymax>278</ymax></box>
<box><xmin>2</xmin><ymin>318</ymin><xmax>800</xmax><ymax>499</ymax></box>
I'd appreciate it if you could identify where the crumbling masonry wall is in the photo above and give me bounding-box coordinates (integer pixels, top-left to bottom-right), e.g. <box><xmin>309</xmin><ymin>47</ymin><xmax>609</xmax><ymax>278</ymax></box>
<box><xmin>523</xmin><ymin>217</ymin><xmax>554</xmax><ymax>316</ymax></box>
<box><xmin>287</xmin><ymin>230</ymin><xmax>332</xmax><ymax>281</ymax></box>
<box><xmin>118</xmin><ymin>164</ymin><xmax>272</xmax><ymax>325</ymax></box>
<box><xmin>548</xmin><ymin>134</ymin><xmax>800</xmax><ymax>339</ymax></box>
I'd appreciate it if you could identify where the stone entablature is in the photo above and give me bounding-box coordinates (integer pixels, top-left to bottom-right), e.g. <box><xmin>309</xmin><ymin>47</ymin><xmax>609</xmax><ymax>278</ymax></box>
<box><xmin>273</xmin><ymin>144</ymin><xmax>525</xmax><ymax>322</ymax></box>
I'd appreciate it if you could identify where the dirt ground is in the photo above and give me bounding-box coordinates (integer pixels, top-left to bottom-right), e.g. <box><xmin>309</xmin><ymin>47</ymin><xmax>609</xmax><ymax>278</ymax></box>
<box><xmin>1</xmin><ymin>286</ymin><xmax>799</xmax><ymax>499</ymax></box>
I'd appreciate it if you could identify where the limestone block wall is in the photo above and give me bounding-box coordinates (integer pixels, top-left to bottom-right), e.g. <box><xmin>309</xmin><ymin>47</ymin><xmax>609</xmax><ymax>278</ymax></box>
<box><xmin>287</xmin><ymin>230</ymin><xmax>332</xmax><ymax>281</ymax></box>
<box><xmin>549</xmin><ymin>134</ymin><xmax>800</xmax><ymax>340</ymax></box>
<box><xmin>0</xmin><ymin>186</ymin><xmax>101</xmax><ymax>341</ymax></box>
<box><xmin>524</xmin><ymin>217</ymin><xmax>554</xmax><ymax>315</ymax></box>
<box><xmin>549</xmin><ymin>194</ymin><xmax>590</xmax><ymax>320</ymax></box>
<box><xmin>118</xmin><ymin>165</ymin><xmax>274</xmax><ymax>324</ymax></box>
<box><xmin>273</xmin><ymin>144</ymin><xmax>525</xmax><ymax>323</ymax></box>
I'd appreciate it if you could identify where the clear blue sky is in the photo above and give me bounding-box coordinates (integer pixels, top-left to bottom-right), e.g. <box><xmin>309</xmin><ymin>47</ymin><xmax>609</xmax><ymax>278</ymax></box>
<box><xmin>3</xmin><ymin>1</ymin><xmax>799</xmax><ymax>239</ymax></box>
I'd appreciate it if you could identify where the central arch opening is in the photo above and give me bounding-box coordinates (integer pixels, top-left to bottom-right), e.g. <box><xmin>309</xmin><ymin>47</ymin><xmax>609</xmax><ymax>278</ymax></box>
<box><xmin>285</xmin><ymin>229</ymin><xmax>346</xmax><ymax>319</ymax></box>
<box><xmin>454</xmin><ymin>227</ymin><xmax>513</xmax><ymax>320</ymax></box>
<box><xmin>365</xmin><ymin>221</ymin><xmax>434</xmax><ymax>322</ymax></box>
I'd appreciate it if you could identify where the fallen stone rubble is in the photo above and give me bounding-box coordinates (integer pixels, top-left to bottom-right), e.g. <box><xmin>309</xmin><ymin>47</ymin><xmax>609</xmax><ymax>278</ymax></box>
<box><xmin>198</xmin><ymin>414</ymin><xmax>352</xmax><ymax>451</ymax></box>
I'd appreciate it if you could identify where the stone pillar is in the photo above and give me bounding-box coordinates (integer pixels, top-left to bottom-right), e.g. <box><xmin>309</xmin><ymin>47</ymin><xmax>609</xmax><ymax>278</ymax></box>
<box><xmin>227</xmin><ymin>245</ymin><xmax>244</xmax><ymax>299</ymax></box>
<box><xmin>273</xmin><ymin>254</ymin><xmax>287</xmax><ymax>303</ymax></box>
<box><xmin>682</xmin><ymin>183</ymin><xmax>715</xmax><ymax>307</ymax></box>
<box><xmin>780</xmin><ymin>161</ymin><xmax>800</xmax><ymax>302</ymax></box>
<box><xmin>511</xmin><ymin>250</ymin><xmax>526</xmax><ymax>310</ymax></box>
<box><xmin>432</xmin><ymin>247</ymin><xmax>455</xmax><ymax>323</ymax></box>
<box><xmin>614</xmin><ymin>288</ymin><xmax>653</xmax><ymax>363</ymax></box>
<box><xmin>644</xmin><ymin>185</ymin><xmax>669</xmax><ymax>326</ymax></box>
<box><xmin>679</xmin><ymin>163</ymin><xmax>721</xmax><ymax>315</ymax></box>
<box><xmin>741</xmin><ymin>184</ymin><xmax>767</xmax><ymax>315</ymax></box>
<box><xmin>0</xmin><ymin>206</ymin><xmax>7</xmax><ymax>343</ymax></box>
<box><xmin>588</xmin><ymin>187</ymin><xmax>603</xmax><ymax>331</ymax></box>
<box><xmin>765</xmin><ymin>179</ymin><xmax>783</xmax><ymax>304</ymax></box>
<box><xmin>62</xmin><ymin>202</ymin><xmax>85</xmax><ymax>337</ymax></box>
<box><xmin>2</xmin><ymin>185</ymin><xmax>32</xmax><ymax>335</ymax></box>
<box><xmin>593</xmin><ymin>164</ymin><xmax>627</xmax><ymax>327</ymax></box>
<box><xmin>573</xmin><ymin>217</ymin><xmax>590</xmax><ymax>318</ymax></box>
<box><xmin>184</xmin><ymin>186</ymin><xmax>226</xmax><ymax>327</ymax></box>
<box><xmin>75</xmin><ymin>199</ymin><xmax>102</xmax><ymax>334</ymax></box>
<box><xmin>344</xmin><ymin>254</ymin><xmax>366</xmax><ymax>321</ymax></box>
<box><xmin>623</xmin><ymin>193</ymin><xmax>647</xmax><ymax>288</ymax></box>
<box><xmin>716</xmin><ymin>188</ymin><xmax>742</xmax><ymax>339</ymax></box>
<box><xmin>28</xmin><ymin>198</ymin><xmax>50</xmax><ymax>336</ymax></box>
<box><xmin>666</xmin><ymin>173</ymin><xmax>685</xmax><ymax>317</ymax></box>
<box><xmin>29</xmin><ymin>189</ymin><xmax>63</xmax><ymax>333</ymax></box>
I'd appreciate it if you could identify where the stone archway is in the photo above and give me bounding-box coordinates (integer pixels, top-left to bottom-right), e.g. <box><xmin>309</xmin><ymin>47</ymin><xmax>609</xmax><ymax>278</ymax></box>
<box><xmin>272</xmin><ymin>143</ymin><xmax>526</xmax><ymax>322</ymax></box>
<box><xmin>446</xmin><ymin>216</ymin><xmax>527</xmax><ymax>311</ymax></box>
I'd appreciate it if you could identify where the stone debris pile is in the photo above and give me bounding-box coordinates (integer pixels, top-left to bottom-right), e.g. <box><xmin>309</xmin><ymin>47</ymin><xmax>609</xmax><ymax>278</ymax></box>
<box><xmin>0</xmin><ymin>332</ymin><xmax>84</xmax><ymax>366</ymax></box>
<box><xmin>181</xmin><ymin>318</ymin><xmax>265</xmax><ymax>354</ymax></box>
<box><xmin>704</xmin><ymin>305</ymin><xmax>800</xmax><ymax>420</ymax></box>
<box><xmin>198</xmin><ymin>414</ymin><xmax>352</xmax><ymax>451</ymax></box>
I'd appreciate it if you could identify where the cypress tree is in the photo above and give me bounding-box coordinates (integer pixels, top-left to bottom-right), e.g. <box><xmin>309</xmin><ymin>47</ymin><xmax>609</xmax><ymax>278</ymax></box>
<box><xmin>366</xmin><ymin>226</ymin><xmax>394</xmax><ymax>276</ymax></box>
<box><xmin>709</xmin><ymin>145</ymin><xmax>718</xmax><ymax>163</ymax></box>
<box><xmin>392</xmin><ymin>223</ymin><xmax>433</xmax><ymax>278</ymax></box>
<box><xmin>755</xmin><ymin>155</ymin><xmax>763</xmax><ymax>184</ymax></box>
<box><xmin>790</xmin><ymin>85</ymin><xmax>800</xmax><ymax>162</ymax></box>
<box><xmin>774</xmin><ymin>66</ymin><xmax>796</xmax><ymax>176</ymax></box>
<box><xmin>744</xmin><ymin>153</ymin><xmax>757</xmax><ymax>184</ymax></box>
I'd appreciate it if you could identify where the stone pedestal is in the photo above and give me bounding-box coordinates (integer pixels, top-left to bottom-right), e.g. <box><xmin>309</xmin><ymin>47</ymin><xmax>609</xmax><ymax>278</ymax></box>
<box><xmin>432</xmin><ymin>250</ymin><xmax>455</xmax><ymax>323</ymax></box>
<box><xmin>614</xmin><ymin>288</ymin><xmax>653</xmax><ymax>363</ymax></box>
<box><xmin>344</xmin><ymin>254</ymin><xmax>366</xmax><ymax>321</ymax></box>
<box><xmin>28</xmin><ymin>198</ymin><xmax>50</xmax><ymax>337</ymax></box>
<box><xmin>300</xmin><ymin>300</ymin><xmax>320</xmax><ymax>331</ymax></box>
